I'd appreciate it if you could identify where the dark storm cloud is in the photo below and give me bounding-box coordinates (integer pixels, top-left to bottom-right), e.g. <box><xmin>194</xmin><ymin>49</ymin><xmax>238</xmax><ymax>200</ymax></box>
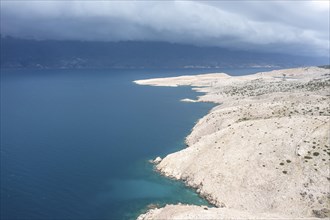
<box><xmin>1</xmin><ymin>1</ymin><xmax>329</xmax><ymax>56</ymax></box>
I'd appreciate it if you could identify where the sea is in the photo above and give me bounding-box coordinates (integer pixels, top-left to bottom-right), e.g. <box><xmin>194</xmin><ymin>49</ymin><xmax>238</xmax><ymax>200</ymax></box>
<box><xmin>1</xmin><ymin>67</ymin><xmax>278</xmax><ymax>220</ymax></box>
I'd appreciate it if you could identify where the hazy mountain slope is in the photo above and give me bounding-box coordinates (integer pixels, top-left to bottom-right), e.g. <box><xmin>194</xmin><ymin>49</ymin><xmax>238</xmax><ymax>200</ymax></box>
<box><xmin>1</xmin><ymin>37</ymin><xmax>328</xmax><ymax>69</ymax></box>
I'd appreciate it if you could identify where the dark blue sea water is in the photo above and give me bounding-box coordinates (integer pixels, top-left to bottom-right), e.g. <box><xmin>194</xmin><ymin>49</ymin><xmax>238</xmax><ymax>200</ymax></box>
<box><xmin>1</xmin><ymin>68</ymin><xmax>278</xmax><ymax>220</ymax></box>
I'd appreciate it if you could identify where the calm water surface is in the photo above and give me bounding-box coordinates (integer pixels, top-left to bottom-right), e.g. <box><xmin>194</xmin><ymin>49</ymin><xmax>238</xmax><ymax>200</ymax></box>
<box><xmin>1</xmin><ymin>68</ymin><xmax>278</xmax><ymax>219</ymax></box>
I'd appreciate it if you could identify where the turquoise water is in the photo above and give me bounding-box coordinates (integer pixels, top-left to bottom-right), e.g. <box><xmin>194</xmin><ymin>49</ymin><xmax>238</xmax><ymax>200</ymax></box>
<box><xmin>1</xmin><ymin>68</ymin><xmax>277</xmax><ymax>219</ymax></box>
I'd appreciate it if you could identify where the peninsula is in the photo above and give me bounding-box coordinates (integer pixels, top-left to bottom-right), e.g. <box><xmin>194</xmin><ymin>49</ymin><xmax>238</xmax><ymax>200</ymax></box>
<box><xmin>135</xmin><ymin>66</ymin><xmax>330</xmax><ymax>219</ymax></box>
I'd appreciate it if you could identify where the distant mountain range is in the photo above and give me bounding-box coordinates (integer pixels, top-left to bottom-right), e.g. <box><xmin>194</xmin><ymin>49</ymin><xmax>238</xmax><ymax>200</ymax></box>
<box><xmin>1</xmin><ymin>36</ymin><xmax>328</xmax><ymax>69</ymax></box>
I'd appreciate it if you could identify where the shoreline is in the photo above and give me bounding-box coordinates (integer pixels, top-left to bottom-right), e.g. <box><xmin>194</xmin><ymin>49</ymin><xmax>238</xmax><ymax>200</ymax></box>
<box><xmin>134</xmin><ymin>66</ymin><xmax>330</xmax><ymax>219</ymax></box>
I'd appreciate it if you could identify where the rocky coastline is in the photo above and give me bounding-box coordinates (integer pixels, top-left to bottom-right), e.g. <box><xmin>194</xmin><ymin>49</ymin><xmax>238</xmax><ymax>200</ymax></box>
<box><xmin>135</xmin><ymin>67</ymin><xmax>330</xmax><ymax>219</ymax></box>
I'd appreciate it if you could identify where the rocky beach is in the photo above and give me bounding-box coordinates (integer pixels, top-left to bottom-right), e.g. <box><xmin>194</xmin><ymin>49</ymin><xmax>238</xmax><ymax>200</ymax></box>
<box><xmin>135</xmin><ymin>66</ymin><xmax>330</xmax><ymax>219</ymax></box>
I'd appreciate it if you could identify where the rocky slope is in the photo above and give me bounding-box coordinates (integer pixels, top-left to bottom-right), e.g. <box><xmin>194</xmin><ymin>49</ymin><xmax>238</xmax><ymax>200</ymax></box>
<box><xmin>135</xmin><ymin>67</ymin><xmax>330</xmax><ymax>219</ymax></box>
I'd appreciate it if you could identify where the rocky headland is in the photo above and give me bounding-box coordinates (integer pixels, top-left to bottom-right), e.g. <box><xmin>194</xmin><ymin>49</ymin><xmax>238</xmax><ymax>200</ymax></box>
<box><xmin>134</xmin><ymin>67</ymin><xmax>330</xmax><ymax>219</ymax></box>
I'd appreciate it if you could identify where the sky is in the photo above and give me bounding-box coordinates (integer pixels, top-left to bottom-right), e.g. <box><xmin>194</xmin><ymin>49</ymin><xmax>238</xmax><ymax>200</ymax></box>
<box><xmin>1</xmin><ymin>0</ymin><xmax>329</xmax><ymax>57</ymax></box>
